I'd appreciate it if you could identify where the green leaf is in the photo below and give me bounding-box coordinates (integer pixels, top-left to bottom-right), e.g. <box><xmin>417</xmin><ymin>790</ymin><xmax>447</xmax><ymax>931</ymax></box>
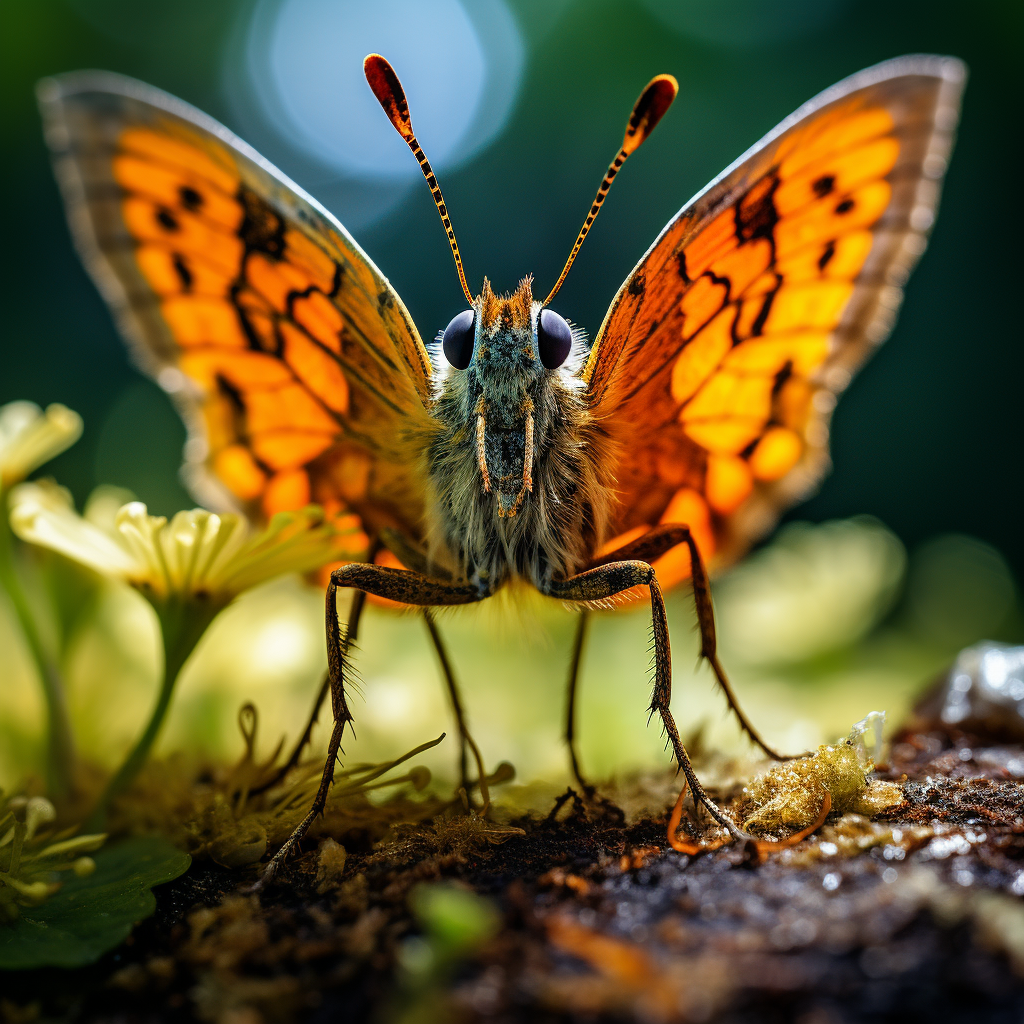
<box><xmin>0</xmin><ymin>835</ymin><xmax>190</xmax><ymax>970</ymax></box>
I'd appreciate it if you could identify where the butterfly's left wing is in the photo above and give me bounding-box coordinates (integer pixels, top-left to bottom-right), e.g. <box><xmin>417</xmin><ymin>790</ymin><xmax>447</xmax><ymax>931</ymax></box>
<box><xmin>39</xmin><ymin>71</ymin><xmax>435</xmax><ymax>542</ymax></box>
<box><xmin>584</xmin><ymin>55</ymin><xmax>965</xmax><ymax>587</ymax></box>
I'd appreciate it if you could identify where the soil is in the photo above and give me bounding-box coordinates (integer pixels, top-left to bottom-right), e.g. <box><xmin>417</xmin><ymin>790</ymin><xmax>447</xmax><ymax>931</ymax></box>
<box><xmin>3</xmin><ymin>689</ymin><xmax>1023</xmax><ymax>1024</ymax></box>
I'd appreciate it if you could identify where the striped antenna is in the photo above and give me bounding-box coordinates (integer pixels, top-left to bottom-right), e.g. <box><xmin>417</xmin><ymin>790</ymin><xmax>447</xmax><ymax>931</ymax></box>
<box><xmin>364</xmin><ymin>54</ymin><xmax>474</xmax><ymax>305</ymax></box>
<box><xmin>543</xmin><ymin>74</ymin><xmax>678</xmax><ymax>306</ymax></box>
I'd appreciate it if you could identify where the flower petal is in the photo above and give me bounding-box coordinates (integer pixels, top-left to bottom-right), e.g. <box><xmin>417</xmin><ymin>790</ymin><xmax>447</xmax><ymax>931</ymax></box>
<box><xmin>9</xmin><ymin>482</ymin><xmax>140</xmax><ymax>578</ymax></box>
<box><xmin>215</xmin><ymin>505</ymin><xmax>368</xmax><ymax>592</ymax></box>
<box><xmin>115</xmin><ymin>502</ymin><xmax>170</xmax><ymax>589</ymax></box>
<box><xmin>0</xmin><ymin>402</ymin><xmax>83</xmax><ymax>486</ymax></box>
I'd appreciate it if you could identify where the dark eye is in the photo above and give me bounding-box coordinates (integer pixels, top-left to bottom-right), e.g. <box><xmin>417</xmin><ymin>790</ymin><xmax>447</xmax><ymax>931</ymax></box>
<box><xmin>441</xmin><ymin>310</ymin><xmax>475</xmax><ymax>369</ymax></box>
<box><xmin>537</xmin><ymin>309</ymin><xmax>573</xmax><ymax>369</ymax></box>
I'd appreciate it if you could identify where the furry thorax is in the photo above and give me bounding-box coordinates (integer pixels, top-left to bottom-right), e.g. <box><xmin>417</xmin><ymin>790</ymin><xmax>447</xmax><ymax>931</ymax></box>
<box><xmin>419</xmin><ymin>278</ymin><xmax>618</xmax><ymax>594</ymax></box>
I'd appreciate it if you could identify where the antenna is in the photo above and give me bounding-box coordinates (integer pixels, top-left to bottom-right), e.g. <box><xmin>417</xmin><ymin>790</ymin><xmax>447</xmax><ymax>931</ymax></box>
<box><xmin>364</xmin><ymin>54</ymin><xmax>474</xmax><ymax>305</ymax></box>
<box><xmin>543</xmin><ymin>74</ymin><xmax>678</xmax><ymax>306</ymax></box>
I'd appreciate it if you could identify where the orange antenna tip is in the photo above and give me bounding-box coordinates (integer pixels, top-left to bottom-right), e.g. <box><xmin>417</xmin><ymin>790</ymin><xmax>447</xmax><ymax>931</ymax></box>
<box><xmin>543</xmin><ymin>73</ymin><xmax>678</xmax><ymax>306</ymax></box>
<box><xmin>622</xmin><ymin>74</ymin><xmax>678</xmax><ymax>155</ymax></box>
<box><xmin>364</xmin><ymin>53</ymin><xmax>473</xmax><ymax>305</ymax></box>
<box><xmin>363</xmin><ymin>54</ymin><xmax>414</xmax><ymax>142</ymax></box>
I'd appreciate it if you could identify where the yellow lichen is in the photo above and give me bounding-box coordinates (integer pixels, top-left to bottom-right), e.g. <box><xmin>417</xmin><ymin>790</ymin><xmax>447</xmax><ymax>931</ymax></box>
<box><xmin>854</xmin><ymin>779</ymin><xmax>905</xmax><ymax>816</ymax></box>
<box><xmin>744</xmin><ymin>717</ymin><xmax>904</xmax><ymax>836</ymax></box>
<box><xmin>779</xmin><ymin>815</ymin><xmax>934</xmax><ymax>866</ymax></box>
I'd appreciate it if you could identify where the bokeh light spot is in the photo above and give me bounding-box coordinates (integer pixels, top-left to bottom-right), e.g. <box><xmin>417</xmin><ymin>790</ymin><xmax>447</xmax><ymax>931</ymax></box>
<box><xmin>244</xmin><ymin>0</ymin><xmax>523</xmax><ymax>179</ymax></box>
<box><xmin>716</xmin><ymin>518</ymin><xmax>906</xmax><ymax>666</ymax></box>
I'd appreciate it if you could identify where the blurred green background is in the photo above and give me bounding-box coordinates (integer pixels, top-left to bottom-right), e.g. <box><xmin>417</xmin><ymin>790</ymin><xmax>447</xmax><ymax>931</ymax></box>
<box><xmin>1</xmin><ymin>0</ymin><xmax>1022</xmax><ymax>789</ymax></box>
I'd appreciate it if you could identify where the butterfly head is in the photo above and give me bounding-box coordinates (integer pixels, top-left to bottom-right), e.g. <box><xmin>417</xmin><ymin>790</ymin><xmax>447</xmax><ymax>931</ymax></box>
<box><xmin>441</xmin><ymin>278</ymin><xmax>575</xmax><ymax>373</ymax></box>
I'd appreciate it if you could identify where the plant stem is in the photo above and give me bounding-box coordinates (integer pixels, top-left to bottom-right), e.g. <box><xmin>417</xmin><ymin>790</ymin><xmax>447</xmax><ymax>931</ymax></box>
<box><xmin>0</xmin><ymin>491</ymin><xmax>75</xmax><ymax>799</ymax></box>
<box><xmin>85</xmin><ymin>593</ymin><xmax>220</xmax><ymax>832</ymax></box>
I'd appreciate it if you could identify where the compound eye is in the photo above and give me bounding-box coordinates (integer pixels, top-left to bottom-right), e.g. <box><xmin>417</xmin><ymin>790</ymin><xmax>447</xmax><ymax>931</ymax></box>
<box><xmin>537</xmin><ymin>309</ymin><xmax>573</xmax><ymax>369</ymax></box>
<box><xmin>441</xmin><ymin>310</ymin><xmax>475</xmax><ymax>369</ymax></box>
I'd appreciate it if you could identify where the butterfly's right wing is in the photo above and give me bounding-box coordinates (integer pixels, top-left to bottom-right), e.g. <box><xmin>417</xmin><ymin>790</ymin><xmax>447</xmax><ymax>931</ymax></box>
<box><xmin>583</xmin><ymin>55</ymin><xmax>965</xmax><ymax>585</ymax></box>
<box><xmin>39</xmin><ymin>71</ymin><xmax>436</xmax><ymax>541</ymax></box>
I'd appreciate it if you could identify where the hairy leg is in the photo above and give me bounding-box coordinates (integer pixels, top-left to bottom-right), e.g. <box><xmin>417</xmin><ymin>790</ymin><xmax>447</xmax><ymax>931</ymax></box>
<box><xmin>563</xmin><ymin>610</ymin><xmax>592</xmax><ymax>793</ymax></box>
<box><xmin>422</xmin><ymin>610</ymin><xmax>491</xmax><ymax>810</ymax></box>
<box><xmin>589</xmin><ymin>524</ymin><xmax>791</xmax><ymax>761</ymax></box>
<box><xmin>543</xmin><ymin>557</ymin><xmax>746</xmax><ymax>839</ymax></box>
<box><xmin>254</xmin><ymin>564</ymin><xmax>486</xmax><ymax>888</ymax></box>
<box><xmin>251</xmin><ymin>530</ymin><xmax>456</xmax><ymax>799</ymax></box>
<box><xmin>250</xmin><ymin>590</ymin><xmax>367</xmax><ymax>797</ymax></box>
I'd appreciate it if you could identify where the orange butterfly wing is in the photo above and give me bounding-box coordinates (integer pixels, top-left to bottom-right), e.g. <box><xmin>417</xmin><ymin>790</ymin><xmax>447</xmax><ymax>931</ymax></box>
<box><xmin>39</xmin><ymin>71</ymin><xmax>434</xmax><ymax>543</ymax></box>
<box><xmin>585</xmin><ymin>55</ymin><xmax>965</xmax><ymax>588</ymax></box>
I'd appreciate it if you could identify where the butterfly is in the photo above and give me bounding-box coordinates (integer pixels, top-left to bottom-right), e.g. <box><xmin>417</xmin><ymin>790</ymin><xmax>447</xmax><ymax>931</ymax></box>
<box><xmin>39</xmin><ymin>52</ymin><xmax>964</xmax><ymax>877</ymax></box>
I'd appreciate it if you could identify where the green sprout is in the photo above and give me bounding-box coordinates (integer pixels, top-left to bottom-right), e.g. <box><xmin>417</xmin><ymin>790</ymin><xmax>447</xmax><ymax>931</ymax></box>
<box><xmin>387</xmin><ymin>882</ymin><xmax>501</xmax><ymax>1023</ymax></box>
<box><xmin>0</xmin><ymin>791</ymin><xmax>105</xmax><ymax>924</ymax></box>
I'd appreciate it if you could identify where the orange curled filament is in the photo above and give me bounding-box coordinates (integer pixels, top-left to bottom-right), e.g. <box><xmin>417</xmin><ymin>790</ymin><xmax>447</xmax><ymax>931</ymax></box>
<box><xmin>752</xmin><ymin>791</ymin><xmax>832</xmax><ymax>851</ymax></box>
<box><xmin>666</xmin><ymin>780</ymin><xmax>732</xmax><ymax>855</ymax></box>
<box><xmin>666</xmin><ymin>778</ymin><xmax>832</xmax><ymax>855</ymax></box>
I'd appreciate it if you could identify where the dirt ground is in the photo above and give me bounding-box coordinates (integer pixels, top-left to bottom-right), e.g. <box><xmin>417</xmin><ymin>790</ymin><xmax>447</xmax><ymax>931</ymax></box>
<box><xmin>4</xmin><ymin>686</ymin><xmax>1023</xmax><ymax>1024</ymax></box>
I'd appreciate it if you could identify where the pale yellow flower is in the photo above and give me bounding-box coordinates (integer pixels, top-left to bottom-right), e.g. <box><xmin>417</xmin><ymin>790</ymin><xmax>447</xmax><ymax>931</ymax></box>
<box><xmin>9</xmin><ymin>482</ymin><xmax>367</xmax><ymax>827</ymax></box>
<box><xmin>0</xmin><ymin>401</ymin><xmax>82</xmax><ymax>488</ymax></box>
<box><xmin>9</xmin><ymin>482</ymin><xmax>366</xmax><ymax>600</ymax></box>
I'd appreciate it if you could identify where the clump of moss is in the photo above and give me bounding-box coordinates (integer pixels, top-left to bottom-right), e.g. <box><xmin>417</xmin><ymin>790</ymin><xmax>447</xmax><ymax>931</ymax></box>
<box><xmin>106</xmin><ymin>705</ymin><xmax>449</xmax><ymax>868</ymax></box>
<box><xmin>315</xmin><ymin>838</ymin><xmax>348</xmax><ymax>893</ymax></box>
<box><xmin>745</xmin><ymin>717</ymin><xmax>903</xmax><ymax>835</ymax></box>
<box><xmin>376</xmin><ymin>802</ymin><xmax>526</xmax><ymax>867</ymax></box>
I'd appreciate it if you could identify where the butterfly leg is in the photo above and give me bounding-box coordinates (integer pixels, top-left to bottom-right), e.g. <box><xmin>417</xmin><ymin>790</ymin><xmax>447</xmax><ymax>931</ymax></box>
<box><xmin>562</xmin><ymin>526</ymin><xmax>696</xmax><ymax>793</ymax></box>
<box><xmin>563</xmin><ymin>526</ymin><xmax>706</xmax><ymax>795</ymax></box>
<box><xmin>564</xmin><ymin>610</ymin><xmax>592</xmax><ymax>794</ymax></box>
<box><xmin>563</xmin><ymin>612</ymin><xmax>626</xmax><ymax>820</ymax></box>
<box><xmin>590</xmin><ymin>524</ymin><xmax>792</xmax><ymax>762</ymax></box>
<box><xmin>250</xmin><ymin>590</ymin><xmax>368</xmax><ymax>797</ymax></box>
<box><xmin>379</xmin><ymin>527</ymin><xmax>453</xmax><ymax>580</ymax></box>
<box><xmin>541</xmin><ymin>558</ymin><xmax>746</xmax><ymax>840</ymax></box>
<box><xmin>254</xmin><ymin>563</ymin><xmax>486</xmax><ymax>889</ymax></box>
<box><xmin>378</xmin><ymin>532</ymin><xmax>487</xmax><ymax>803</ymax></box>
<box><xmin>422</xmin><ymin>610</ymin><xmax>491</xmax><ymax>811</ymax></box>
